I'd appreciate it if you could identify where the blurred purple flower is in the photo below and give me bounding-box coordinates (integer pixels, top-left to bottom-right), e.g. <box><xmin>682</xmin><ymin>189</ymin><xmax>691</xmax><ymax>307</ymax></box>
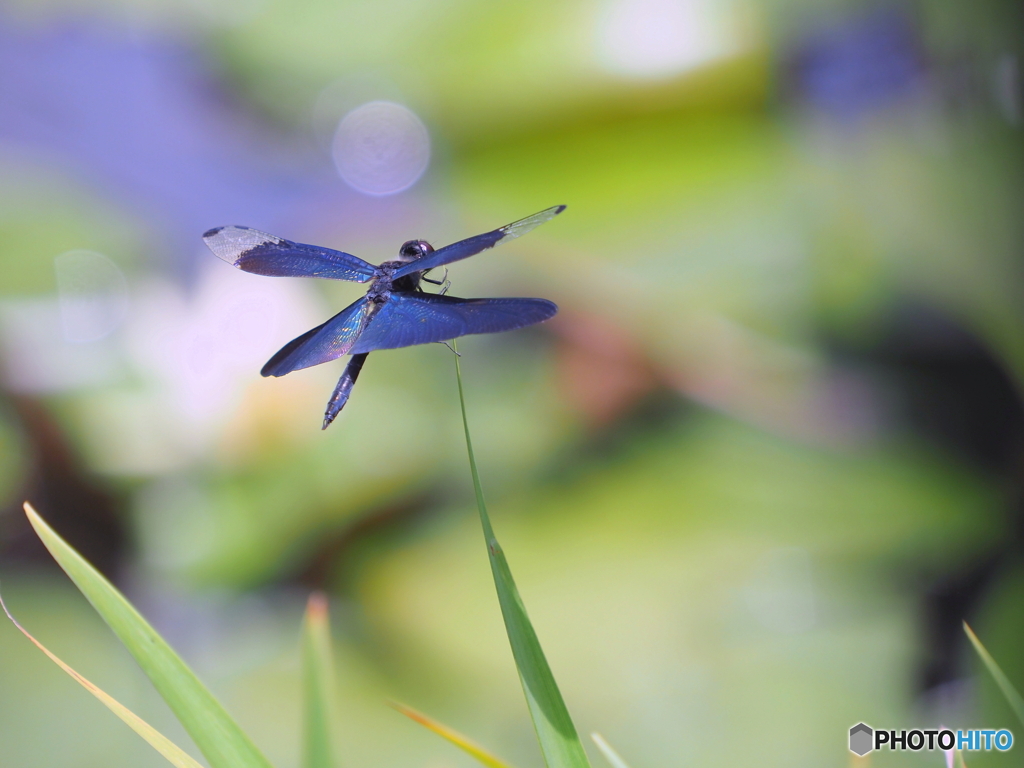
<box><xmin>0</xmin><ymin>14</ymin><xmax>356</xmax><ymax>275</ymax></box>
<box><xmin>785</xmin><ymin>8</ymin><xmax>928</xmax><ymax>121</ymax></box>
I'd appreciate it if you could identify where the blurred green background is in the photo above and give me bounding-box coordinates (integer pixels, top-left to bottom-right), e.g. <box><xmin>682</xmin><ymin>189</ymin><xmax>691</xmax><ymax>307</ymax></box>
<box><xmin>1</xmin><ymin>0</ymin><xmax>1023</xmax><ymax>766</ymax></box>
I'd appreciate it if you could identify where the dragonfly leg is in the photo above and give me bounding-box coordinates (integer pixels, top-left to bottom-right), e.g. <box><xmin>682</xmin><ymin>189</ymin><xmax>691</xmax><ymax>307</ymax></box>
<box><xmin>437</xmin><ymin>340</ymin><xmax>460</xmax><ymax>356</ymax></box>
<box><xmin>323</xmin><ymin>353</ymin><xmax>369</xmax><ymax>430</ymax></box>
<box><xmin>421</xmin><ymin>268</ymin><xmax>451</xmax><ymax>295</ymax></box>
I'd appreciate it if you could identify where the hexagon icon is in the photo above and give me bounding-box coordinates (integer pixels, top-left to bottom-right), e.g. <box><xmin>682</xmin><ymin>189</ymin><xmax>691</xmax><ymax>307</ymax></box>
<box><xmin>849</xmin><ymin>723</ymin><xmax>873</xmax><ymax>756</ymax></box>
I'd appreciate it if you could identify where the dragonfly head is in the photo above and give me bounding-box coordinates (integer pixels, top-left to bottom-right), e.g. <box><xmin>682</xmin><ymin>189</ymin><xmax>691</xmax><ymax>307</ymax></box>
<box><xmin>397</xmin><ymin>239</ymin><xmax>434</xmax><ymax>264</ymax></box>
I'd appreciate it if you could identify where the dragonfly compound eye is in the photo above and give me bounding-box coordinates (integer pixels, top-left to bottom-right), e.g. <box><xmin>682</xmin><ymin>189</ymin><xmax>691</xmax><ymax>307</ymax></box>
<box><xmin>399</xmin><ymin>240</ymin><xmax>434</xmax><ymax>260</ymax></box>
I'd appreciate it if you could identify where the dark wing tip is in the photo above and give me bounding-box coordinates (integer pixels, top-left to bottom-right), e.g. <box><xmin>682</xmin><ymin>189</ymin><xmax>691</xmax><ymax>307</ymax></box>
<box><xmin>203</xmin><ymin>224</ymin><xmax>254</xmax><ymax>240</ymax></box>
<box><xmin>529</xmin><ymin>298</ymin><xmax>559</xmax><ymax>323</ymax></box>
<box><xmin>554</xmin><ymin>204</ymin><xmax>567</xmax><ymax>214</ymax></box>
<box><xmin>261</xmin><ymin>351</ymin><xmax>295</xmax><ymax>376</ymax></box>
<box><xmin>260</xmin><ymin>352</ymin><xmax>290</xmax><ymax>377</ymax></box>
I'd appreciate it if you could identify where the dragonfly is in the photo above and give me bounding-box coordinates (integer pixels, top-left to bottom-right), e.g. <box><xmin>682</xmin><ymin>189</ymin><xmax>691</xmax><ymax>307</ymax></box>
<box><xmin>203</xmin><ymin>205</ymin><xmax>564</xmax><ymax>429</ymax></box>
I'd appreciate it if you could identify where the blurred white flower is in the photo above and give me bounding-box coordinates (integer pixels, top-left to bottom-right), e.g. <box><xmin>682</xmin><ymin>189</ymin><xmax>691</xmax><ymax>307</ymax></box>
<box><xmin>597</xmin><ymin>0</ymin><xmax>742</xmax><ymax>78</ymax></box>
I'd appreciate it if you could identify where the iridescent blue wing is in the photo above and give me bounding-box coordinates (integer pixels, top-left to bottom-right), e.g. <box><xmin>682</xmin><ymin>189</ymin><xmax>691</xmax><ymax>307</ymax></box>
<box><xmin>392</xmin><ymin>205</ymin><xmax>565</xmax><ymax>279</ymax></box>
<box><xmin>261</xmin><ymin>297</ymin><xmax>378</xmax><ymax>376</ymax></box>
<box><xmin>204</xmin><ymin>226</ymin><xmax>376</xmax><ymax>282</ymax></box>
<box><xmin>350</xmin><ymin>293</ymin><xmax>557</xmax><ymax>354</ymax></box>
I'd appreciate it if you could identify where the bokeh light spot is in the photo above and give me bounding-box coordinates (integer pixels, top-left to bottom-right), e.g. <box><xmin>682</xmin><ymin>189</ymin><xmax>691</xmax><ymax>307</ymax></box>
<box><xmin>54</xmin><ymin>250</ymin><xmax>129</xmax><ymax>343</ymax></box>
<box><xmin>331</xmin><ymin>101</ymin><xmax>431</xmax><ymax>196</ymax></box>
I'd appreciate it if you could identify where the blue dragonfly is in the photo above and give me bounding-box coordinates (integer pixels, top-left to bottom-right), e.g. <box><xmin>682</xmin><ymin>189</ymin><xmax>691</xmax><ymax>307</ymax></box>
<box><xmin>203</xmin><ymin>206</ymin><xmax>564</xmax><ymax>429</ymax></box>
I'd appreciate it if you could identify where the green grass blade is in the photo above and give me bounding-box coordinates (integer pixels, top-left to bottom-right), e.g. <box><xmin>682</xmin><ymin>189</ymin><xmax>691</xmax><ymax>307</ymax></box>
<box><xmin>963</xmin><ymin>621</ymin><xmax>1024</xmax><ymax>727</ymax></box>
<box><xmin>390</xmin><ymin>701</ymin><xmax>517</xmax><ymax>768</ymax></box>
<box><xmin>0</xmin><ymin>591</ymin><xmax>206</xmax><ymax>768</ymax></box>
<box><xmin>24</xmin><ymin>502</ymin><xmax>275</xmax><ymax>768</ymax></box>
<box><xmin>453</xmin><ymin>349</ymin><xmax>592</xmax><ymax>768</ymax></box>
<box><xmin>590</xmin><ymin>734</ymin><xmax>631</xmax><ymax>768</ymax></box>
<box><xmin>302</xmin><ymin>593</ymin><xmax>337</xmax><ymax>768</ymax></box>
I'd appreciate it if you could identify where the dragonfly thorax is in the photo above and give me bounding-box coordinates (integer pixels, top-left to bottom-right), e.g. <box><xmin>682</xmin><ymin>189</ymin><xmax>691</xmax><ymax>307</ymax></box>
<box><xmin>369</xmin><ymin>260</ymin><xmax>421</xmax><ymax>301</ymax></box>
<box><xmin>370</xmin><ymin>240</ymin><xmax>435</xmax><ymax>300</ymax></box>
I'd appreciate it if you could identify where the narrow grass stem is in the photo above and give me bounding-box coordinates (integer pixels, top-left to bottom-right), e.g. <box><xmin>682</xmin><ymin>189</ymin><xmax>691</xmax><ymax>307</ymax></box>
<box><xmin>453</xmin><ymin>344</ymin><xmax>591</xmax><ymax>768</ymax></box>
<box><xmin>454</xmin><ymin>343</ymin><xmax>495</xmax><ymax>543</ymax></box>
<box><xmin>963</xmin><ymin>622</ymin><xmax>1024</xmax><ymax>727</ymax></box>
<box><xmin>590</xmin><ymin>734</ymin><xmax>631</xmax><ymax>768</ymax></box>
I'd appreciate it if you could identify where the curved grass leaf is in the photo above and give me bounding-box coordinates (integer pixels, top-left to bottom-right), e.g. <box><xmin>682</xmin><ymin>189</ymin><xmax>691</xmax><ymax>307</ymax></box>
<box><xmin>302</xmin><ymin>593</ymin><xmax>337</xmax><ymax>768</ymax></box>
<box><xmin>23</xmin><ymin>502</ymin><xmax>275</xmax><ymax>768</ymax></box>
<box><xmin>0</xmin><ymin>591</ymin><xmax>205</xmax><ymax>768</ymax></box>
<box><xmin>453</xmin><ymin>349</ymin><xmax>592</xmax><ymax>768</ymax></box>
<box><xmin>390</xmin><ymin>701</ymin><xmax>517</xmax><ymax>768</ymax></box>
<box><xmin>963</xmin><ymin>622</ymin><xmax>1024</xmax><ymax>727</ymax></box>
<box><xmin>590</xmin><ymin>734</ymin><xmax>631</xmax><ymax>768</ymax></box>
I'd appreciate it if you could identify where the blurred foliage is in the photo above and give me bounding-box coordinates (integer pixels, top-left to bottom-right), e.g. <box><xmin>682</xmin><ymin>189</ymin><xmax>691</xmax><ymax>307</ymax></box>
<box><xmin>0</xmin><ymin>162</ymin><xmax>144</xmax><ymax>296</ymax></box>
